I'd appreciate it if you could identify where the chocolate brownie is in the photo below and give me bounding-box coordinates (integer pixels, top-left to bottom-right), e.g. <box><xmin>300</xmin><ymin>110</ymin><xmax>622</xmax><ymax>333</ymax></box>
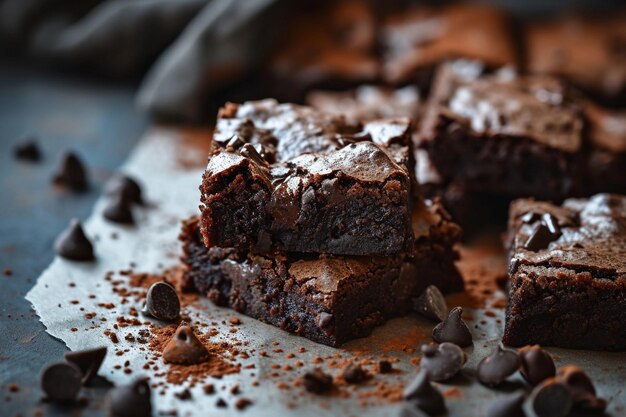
<box><xmin>380</xmin><ymin>4</ymin><xmax>517</xmax><ymax>87</ymax></box>
<box><xmin>265</xmin><ymin>0</ymin><xmax>378</xmax><ymax>101</ymax></box>
<box><xmin>181</xmin><ymin>199</ymin><xmax>463</xmax><ymax>347</ymax></box>
<box><xmin>201</xmin><ymin>100</ymin><xmax>414</xmax><ymax>256</ymax></box>
<box><xmin>503</xmin><ymin>194</ymin><xmax>626</xmax><ymax>351</ymax></box>
<box><xmin>525</xmin><ymin>13</ymin><xmax>626</xmax><ymax>106</ymax></box>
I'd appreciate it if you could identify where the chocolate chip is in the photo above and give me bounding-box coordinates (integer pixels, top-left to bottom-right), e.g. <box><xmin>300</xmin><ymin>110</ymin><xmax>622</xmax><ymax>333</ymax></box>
<box><xmin>532</xmin><ymin>379</ymin><xmax>573</xmax><ymax>417</ymax></box>
<box><xmin>485</xmin><ymin>391</ymin><xmax>526</xmax><ymax>417</ymax></box>
<box><xmin>142</xmin><ymin>281</ymin><xmax>180</xmax><ymax>321</ymax></box>
<box><xmin>432</xmin><ymin>307</ymin><xmax>472</xmax><ymax>347</ymax></box>
<box><xmin>523</xmin><ymin>223</ymin><xmax>554</xmax><ymax>252</ymax></box>
<box><xmin>103</xmin><ymin>193</ymin><xmax>134</xmax><ymax>224</ymax></box>
<box><xmin>240</xmin><ymin>143</ymin><xmax>265</xmax><ymax>166</ymax></box>
<box><xmin>412</xmin><ymin>285</ymin><xmax>448</xmax><ymax>322</ymax></box>
<box><xmin>52</xmin><ymin>151</ymin><xmax>88</xmax><ymax>191</ymax></box>
<box><xmin>216</xmin><ymin>398</ymin><xmax>227</xmax><ymax>408</ymax></box>
<box><xmin>477</xmin><ymin>344</ymin><xmax>521</xmax><ymax>387</ymax></box>
<box><xmin>14</xmin><ymin>139</ymin><xmax>41</xmax><ymax>161</ymax></box>
<box><xmin>40</xmin><ymin>362</ymin><xmax>82</xmax><ymax>402</ymax></box>
<box><xmin>64</xmin><ymin>347</ymin><xmax>107</xmax><ymax>385</ymax></box>
<box><xmin>403</xmin><ymin>369</ymin><xmax>446</xmax><ymax>416</ymax></box>
<box><xmin>174</xmin><ymin>389</ymin><xmax>192</xmax><ymax>400</ymax></box>
<box><xmin>303</xmin><ymin>368</ymin><xmax>333</xmax><ymax>394</ymax></box>
<box><xmin>379</xmin><ymin>360</ymin><xmax>392</xmax><ymax>374</ymax></box>
<box><xmin>557</xmin><ymin>366</ymin><xmax>606</xmax><ymax>413</ymax></box>
<box><xmin>107</xmin><ymin>379</ymin><xmax>152</xmax><ymax>417</ymax></box>
<box><xmin>54</xmin><ymin>219</ymin><xmax>94</xmax><ymax>261</ymax></box>
<box><xmin>519</xmin><ymin>345</ymin><xmax>555</xmax><ymax>386</ymax></box>
<box><xmin>341</xmin><ymin>364</ymin><xmax>367</xmax><ymax>384</ymax></box>
<box><xmin>542</xmin><ymin>213</ymin><xmax>560</xmax><ymax>235</ymax></box>
<box><xmin>162</xmin><ymin>322</ymin><xmax>209</xmax><ymax>365</ymax></box>
<box><xmin>226</xmin><ymin>135</ymin><xmax>246</xmax><ymax>150</ymax></box>
<box><xmin>420</xmin><ymin>342</ymin><xmax>466</xmax><ymax>382</ymax></box>
<box><xmin>105</xmin><ymin>174</ymin><xmax>143</xmax><ymax>205</ymax></box>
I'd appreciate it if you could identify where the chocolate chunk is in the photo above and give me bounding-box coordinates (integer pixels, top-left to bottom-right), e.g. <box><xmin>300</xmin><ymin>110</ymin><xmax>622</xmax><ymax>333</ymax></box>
<box><xmin>64</xmin><ymin>347</ymin><xmax>107</xmax><ymax>385</ymax></box>
<box><xmin>105</xmin><ymin>174</ymin><xmax>143</xmax><ymax>205</ymax></box>
<box><xmin>341</xmin><ymin>364</ymin><xmax>367</xmax><ymax>384</ymax></box>
<box><xmin>557</xmin><ymin>366</ymin><xmax>606</xmax><ymax>413</ymax></box>
<box><xmin>40</xmin><ymin>362</ymin><xmax>82</xmax><ymax>402</ymax></box>
<box><xmin>403</xmin><ymin>369</ymin><xmax>446</xmax><ymax>416</ymax></box>
<box><xmin>240</xmin><ymin>143</ymin><xmax>265</xmax><ymax>166</ymax></box>
<box><xmin>103</xmin><ymin>193</ymin><xmax>134</xmax><ymax>224</ymax></box>
<box><xmin>532</xmin><ymin>379</ymin><xmax>573</xmax><ymax>417</ymax></box>
<box><xmin>142</xmin><ymin>281</ymin><xmax>180</xmax><ymax>321</ymax></box>
<box><xmin>519</xmin><ymin>345</ymin><xmax>556</xmax><ymax>386</ymax></box>
<box><xmin>52</xmin><ymin>151</ymin><xmax>88</xmax><ymax>191</ymax></box>
<box><xmin>420</xmin><ymin>342</ymin><xmax>466</xmax><ymax>382</ymax></box>
<box><xmin>379</xmin><ymin>360</ymin><xmax>392</xmax><ymax>374</ymax></box>
<box><xmin>107</xmin><ymin>379</ymin><xmax>152</xmax><ymax>417</ymax></box>
<box><xmin>542</xmin><ymin>213</ymin><xmax>560</xmax><ymax>235</ymax></box>
<box><xmin>477</xmin><ymin>345</ymin><xmax>521</xmax><ymax>387</ymax></box>
<box><xmin>54</xmin><ymin>219</ymin><xmax>95</xmax><ymax>261</ymax></box>
<box><xmin>303</xmin><ymin>368</ymin><xmax>333</xmax><ymax>394</ymax></box>
<box><xmin>432</xmin><ymin>307</ymin><xmax>473</xmax><ymax>347</ymax></box>
<box><xmin>14</xmin><ymin>139</ymin><xmax>41</xmax><ymax>161</ymax></box>
<box><xmin>226</xmin><ymin>135</ymin><xmax>246</xmax><ymax>150</ymax></box>
<box><xmin>162</xmin><ymin>323</ymin><xmax>209</xmax><ymax>365</ymax></box>
<box><xmin>485</xmin><ymin>391</ymin><xmax>526</xmax><ymax>417</ymax></box>
<box><xmin>524</xmin><ymin>221</ymin><xmax>558</xmax><ymax>252</ymax></box>
<box><xmin>412</xmin><ymin>285</ymin><xmax>448</xmax><ymax>322</ymax></box>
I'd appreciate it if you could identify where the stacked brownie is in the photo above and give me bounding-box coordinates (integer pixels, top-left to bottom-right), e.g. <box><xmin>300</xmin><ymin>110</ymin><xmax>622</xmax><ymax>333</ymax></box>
<box><xmin>180</xmin><ymin>99</ymin><xmax>463</xmax><ymax>346</ymax></box>
<box><xmin>503</xmin><ymin>194</ymin><xmax>626</xmax><ymax>351</ymax></box>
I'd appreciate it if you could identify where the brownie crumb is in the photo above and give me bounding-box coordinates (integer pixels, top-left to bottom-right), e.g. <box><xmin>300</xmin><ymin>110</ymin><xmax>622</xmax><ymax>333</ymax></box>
<box><xmin>235</xmin><ymin>398</ymin><xmax>252</xmax><ymax>410</ymax></box>
<box><xmin>379</xmin><ymin>360</ymin><xmax>393</xmax><ymax>374</ymax></box>
<box><xmin>303</xmin><ymin>369</ymin><xmax>333</xmax><ymax>394</ymax></box>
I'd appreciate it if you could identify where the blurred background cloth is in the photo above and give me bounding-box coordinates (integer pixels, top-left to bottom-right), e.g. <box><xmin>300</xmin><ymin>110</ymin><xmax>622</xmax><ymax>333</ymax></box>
<box><xmin>0</xmin><ymin>0</ymin><xmax>623</xmax><ymax>122</ymax></box>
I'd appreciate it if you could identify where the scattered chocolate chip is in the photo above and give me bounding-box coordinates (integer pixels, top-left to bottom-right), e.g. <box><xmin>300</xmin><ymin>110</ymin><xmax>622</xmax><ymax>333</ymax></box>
<box><xmin>341</xmin><ymin>364</ymin><xmax>367</xmax><ymax>384</ymax></box>
<box><xmin>403</xmin><ymin>369</ymin><xmax>446</xmax><ymax>416</ymax></box>
<box><xmin>420</xmin><ymin>342</ymin><xmax>466</xmax><ymax>382</ymax></box>
<box><xmin>519</xmin><ymin>345</ymin><xmax>556</xmax><ymax>386</ymax></box>
<box><xmin>379</xmin><ymin>360</ymin><xmax>392</xmax><ymax>374</ymax></box>
<box><xmin>162</xmin><ymin>322</ymin><xmax>209</xmax><ymax>365</ymax></box>
<box><xmin>40</xmin><ymin>362</ymin><xmax>82</xmax><ymax>402</ymax></box>
<box><xmin>142</xmin><ymin>281</ymin><xmax>180</xmax><ymax>321</ymax></box>
<box><xmin>103</xmin><ymin>193</ymin><xmax>134</xmax><ymax>224</ymax></box>
<box><xmin>303</xmin><ymin>368</ymin><xmax>333</xmax><ymax>394</ymax></box>
<box><xmin>240</xmin><ymin>143</ymin><xmax>265</xmax><ymax>166</ymax></box>
<box><xmin>477</xmin><ymin>344</ymin><xmax>520</xmax><ymax>387</ymax></box>
<box><xmin>104</xmin><ymin>174</ymin><xmax>143</xmax><ymax>205</ymax></box>
<box><xmin>432</xmin><ymin>307</ymin><xmax>472</xmax><ymax>347</ymax></box>
<box><xmin>64</xmin><ymin>347</ymin><xmax>107</xmax><ymax>385</ymax></box>
<box><xmin>174</xmin><ymin>389</ymin><xmax>192</xmax><ymax>400</ymax></box>
<box><xmin>216</xmin><ymin>398</ymin><xmax>227</xmax><ymax>408</ymax></box>
<box><xmin>107</xmin><ymin>379</ymin><xmax>152</xmax><ymax>417</ymax></box>
<box><xmin>524</xmin><ymin>223</ymin><xmax>555</xmax><ymax>252</ymax></box>
<box><xmin>412</xmin><ymin>285</ymin><xmax>448</xmax><ymax>322</ymax></box>
<box><xmin>52</xmin><ymin>151</ymin><xmax>88</xmax><ymax>191</ymax></box>
<box><xmin>235</xmin><ymin>398</ymin><xmax>252</xmax><ymax>410</ymax></box>
<box><xmin>557</xmin><ymin>366</ymin><xmax>606</xmax><ymax>414</ymax></box>
<box><xmin>54</xmin><ymin>219</ymin><xmax>95</xmax><ymax>261</ymax></box>
<box><xmin>532</xmin><ymin>379</ymin><xmax>573</xmax><ymax>417</ymax></box>
<box><xmin>485</xmin><ymin>391</ymin><xmax>526</xmax><ymax>417</ymax></box>
<box><xmin>14</xmin><ymin>139</ymin><xmax>41</xmax><ymax>161</ymax></box>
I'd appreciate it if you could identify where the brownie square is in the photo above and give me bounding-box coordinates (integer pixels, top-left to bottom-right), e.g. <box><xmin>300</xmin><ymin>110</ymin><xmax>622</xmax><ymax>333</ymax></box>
<box><xmin>200</xmin><ymin>100</ymin><xmax>415</xmax><ymax>257</ymax></box>
<box><xmin>380</xmin><ymin>4</ymin><xmax>518</xmax><ymax>87</ymax></box>
<box><xmin>181</xmin><ymin>199</ymin><xmax>463</xmax><ymax>347</ymax></box>
<box><xmin>525</xmin><ymin>13</ymin><xmax>626</xmax><ymax>106</ymax></box>
<box><xmin>503</xmin><ymin>194</ymin><xmax>626</xmax><ymax>351</ymax></box>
